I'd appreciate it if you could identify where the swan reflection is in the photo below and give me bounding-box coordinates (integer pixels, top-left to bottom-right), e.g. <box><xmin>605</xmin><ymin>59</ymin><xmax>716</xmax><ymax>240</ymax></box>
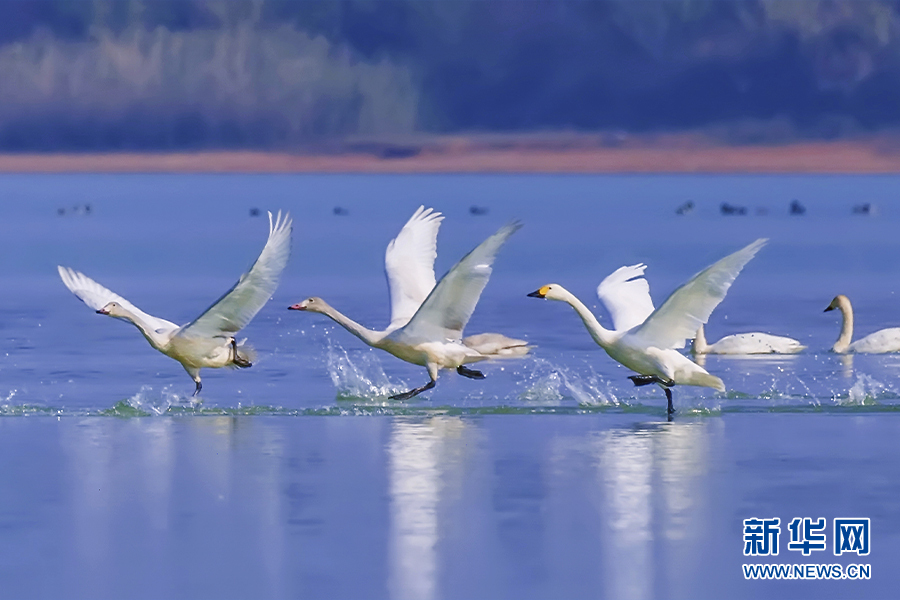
<box><xmin>387</xmin><ymin>417</ymin><xmax>469</xmax><ymax>600</ymax></box>
<box><xmin>594</xmin><ymin>421</ymin><xmax>711</xmax><ymax>600</ymax></box>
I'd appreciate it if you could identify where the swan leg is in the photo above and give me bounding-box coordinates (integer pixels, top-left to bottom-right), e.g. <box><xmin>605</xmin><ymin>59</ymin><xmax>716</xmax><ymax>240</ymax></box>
<box><xmin>457</xmin><ymin>365</ymin><xmax>486</xmax><ymax>380</ymax></box>
<box><xmin>231</xmin><ymin>338</ymin><xmax>252</xmax><ymax>368</ymax></box>
<box><xmin>665</xmin><ymin>387</ymin><xmax>674</xmax><ymax>419</ymax></box>
<box><xmin>192</xmin><ymin>379</ymin><xmax>202</xmax><ymax>397</ymax></box>
<box><xmin>628</xmin><ymin>374</ymin><xmax>675</xmax><ymax>387</ymax></box>
<box><xmin>390</xmin><ymin>379</ymin><xmax>436</xmax><ymax>401</ymax></box>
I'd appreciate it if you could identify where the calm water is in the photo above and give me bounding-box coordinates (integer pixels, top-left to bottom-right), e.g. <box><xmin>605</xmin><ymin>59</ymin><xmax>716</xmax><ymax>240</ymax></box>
<box><xmin>1</xmin><ymin>174</ymin><xmax>899</xmax><ymax>598</ymax></box>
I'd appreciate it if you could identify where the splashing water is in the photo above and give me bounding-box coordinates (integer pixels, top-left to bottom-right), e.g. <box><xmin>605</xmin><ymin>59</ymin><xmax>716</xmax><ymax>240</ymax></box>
<box><xmin>843</xmin><ymin>373</ymin><xmax>888</xmax><ymax>405</ymax></box>
<box><xmin>326</xmin><ymin>341</ymin><xmax>402</xmax><ymax>400</ymax></box>
<box><xmin>519</xmin><ymin>359</ymin><xmax>616</xmax><ymax>406</ymax></box>
<box><xmin>124</xmin><ymin>385</ymin><xmax>198</xmax><ymax>416</ymax></box>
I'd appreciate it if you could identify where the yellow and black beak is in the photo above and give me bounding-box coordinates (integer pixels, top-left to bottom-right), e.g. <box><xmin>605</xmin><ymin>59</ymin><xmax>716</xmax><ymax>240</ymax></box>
<box><xmin>527</xmin><ymin>285</ymin><xmax>550</xmax><ymax>298</ymax></box>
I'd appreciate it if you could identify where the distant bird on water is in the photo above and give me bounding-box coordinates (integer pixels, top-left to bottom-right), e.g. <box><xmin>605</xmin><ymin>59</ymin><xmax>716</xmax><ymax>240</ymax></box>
<box><xmin>691</xmin><ymin>324</ymin><xmax>805</xmax><ymax>355</ymax></box>
<box><xmin>825</xmin><ymin>294</ymin><xmax>900</xmax><ymax>353</ymax></box>
<box><xmin>528</xmin><ymin>239</ymin><xmax>766</xmax><ymax>418</ymax></box>
<box><xmin>289</xmin><ymin>206</ymin><xmax>529</xmax><ymax>400</ymax></box>
<box><xmin>59</xmin><ymin>211</ymin><xmax>292</xmax><ymax>396</ymax></box>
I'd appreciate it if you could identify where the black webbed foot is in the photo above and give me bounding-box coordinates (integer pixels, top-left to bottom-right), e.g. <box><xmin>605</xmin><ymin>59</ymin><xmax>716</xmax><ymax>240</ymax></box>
<box><xmin>231</xmin><ymin>338</ymin><xmax>252</xmax><ymax>368</ymax></box>
<box><xmin>628</xmin><ymin>374</ymin><xmax>675</xmax><ymax>388</ymax></box>
<box><xmin>457</xmin><ymin>365</ymin><xmax>486</xmax><ymax>380</ymax></box>
<box><xmin>390</xmin><ymin>379</ymin><xmax>436</xmax><ymax>401</ymax></box>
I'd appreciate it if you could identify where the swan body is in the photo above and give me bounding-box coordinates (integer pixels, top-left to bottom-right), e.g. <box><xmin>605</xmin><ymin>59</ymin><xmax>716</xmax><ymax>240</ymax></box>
<box><xmin>529</xmin><ymin>239</ymin><xmax>767</xmax><ymax>415</ymax></box>
<box><xmin>692</xmin><ymin>324</ymin><xmax>805</xmax><ymax>355</ymax></box>
<box><xmin>825</xmin><ymin>294</ymin><xmax>900</xmax><ymax>353</ymax></box>
<box><xmin>291</xmin><ymin>213</ymin><xmax>525</xmax><ymax>399</ymax></box>
<box><xmin>59</xmin><ymin>211</ymin><xmax>292</xmax><ymax>395</ymax></box>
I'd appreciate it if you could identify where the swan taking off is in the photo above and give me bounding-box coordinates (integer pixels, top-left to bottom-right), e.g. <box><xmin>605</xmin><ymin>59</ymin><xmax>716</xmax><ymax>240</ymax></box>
<box><xmin>528</xmin><ymin>239</ymin><xmax>766</xmax><ymax>417</ymax></box>
<box><xmin>290</xmin><ymin>209</ymin><xmax>526</xmax><ymax>400</ymax></box>
<box><xmin>59</xmin><ymin>211</ymin><xmax>292</xmax><ymax>396</ymax></box>
<box><xmin>691</xmin><ymin>324</ymin><xmax>805</xmax><ymax>355</ymax></box>
<box><xmin>825</xmin><ymin>294</ymin><xmax>900</xmax><ymax>353</ymax></box>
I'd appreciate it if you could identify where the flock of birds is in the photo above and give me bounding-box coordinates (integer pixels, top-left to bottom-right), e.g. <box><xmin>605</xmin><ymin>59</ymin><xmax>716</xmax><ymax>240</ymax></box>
<box><xmin>57</xmin><ymin>207</ymin><xmax>900</xmax><ymax>419</ymax></box>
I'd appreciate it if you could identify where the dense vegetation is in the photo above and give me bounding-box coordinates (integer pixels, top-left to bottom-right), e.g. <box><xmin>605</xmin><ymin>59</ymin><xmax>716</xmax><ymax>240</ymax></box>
<box><xmin>3</xmin><ymin>0</ymin><xmax>900</xmax><ymax>149</ymax></box>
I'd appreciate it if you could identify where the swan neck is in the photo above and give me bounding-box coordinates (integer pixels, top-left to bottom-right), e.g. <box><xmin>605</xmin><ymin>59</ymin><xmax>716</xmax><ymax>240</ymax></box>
<box><xmin>833</xmin><ymin>299</ymin><xmax>853</xmax><ymax>353</ymax></box>
<box><xmin>693</xmin><ymin>324</ymin><xmax>709</xmax><ymax>354</ymax></box>
<box><xmin>319</xmin><ymin>303</ymin><xmax>383</xmax><ymax>346</ymax></box>
<box><xmin>117</xmin><ymin>309</ymin><xmax>169</xmax><ymax>349</ymax></box>
<box><xmin>561</xmin><ymin>290</ymin><xmax>615</xmax><ymax>347</ymax></box>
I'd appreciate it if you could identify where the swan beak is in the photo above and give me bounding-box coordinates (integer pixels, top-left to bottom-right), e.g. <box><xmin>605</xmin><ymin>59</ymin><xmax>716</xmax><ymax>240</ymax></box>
<box><xmin>527</xmin><ymin>289</ymin><xmax>546</xmax><ymax>298</ymax></box>
<box><xmin>824</xmin><ymin>305</ymin><xmax>834</xmax><ymax>313</ymax></box>
<box><xmin>96</xmin><ymin>308</ymin><xmax>109</xmax><ymax>315</ymax></box>
<box><xmin>288</xmin><ymin>303</ymin><xmax>305</xmax><ymax>311</ymax></box>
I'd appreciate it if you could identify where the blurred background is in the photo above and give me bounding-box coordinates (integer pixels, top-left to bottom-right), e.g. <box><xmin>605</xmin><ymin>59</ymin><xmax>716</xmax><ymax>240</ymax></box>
<box><xmin>3</xmin><ymin>0</ymin><xmax>900</xmax><ymax>152</ymax></box>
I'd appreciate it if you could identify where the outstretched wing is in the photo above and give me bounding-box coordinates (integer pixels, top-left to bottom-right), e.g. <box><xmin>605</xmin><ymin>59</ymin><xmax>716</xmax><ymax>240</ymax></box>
<box><xmin>399</xmin><ymin>221</ymin><xmax>522</xmax><ymax>342</ymax></box>
<box><xmin>596</xmin><ymin>263</ymin><xmax>655</xmax><ymax>332</ymax></box>
<box><xmin>180</xmin><ymin>211</ymin><xmax>292</xmax><ymax>338</ymax></box>
<box><xmin>629</xmin><ymin>239</ymin><xmax>767</xmax><ymax>350</ymax></box>
<box><xmin>58</xmin><ymin>266</ymin><xmax>179</xmax><ymax>333</ymax></box>
<box><xmin>385</xmin><ymin>206</ymin><xmax>443</xmax><ymax>329</ymax></box>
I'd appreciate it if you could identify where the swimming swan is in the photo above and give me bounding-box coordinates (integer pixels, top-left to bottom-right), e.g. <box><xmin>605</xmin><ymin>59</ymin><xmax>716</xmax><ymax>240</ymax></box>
<box><xmin>691</xmin><ymin>324</ymin><xmax>805</xmax><ymax>355</ymax></box>
<box><xmin>290</xmin><ymin>216</ymin><xmax>525</xmax><ymax>400</ymax></box>
<box><xmin>528</xmin><ymin>239</ymin><xmax>766</xmax><ymax>416</ymax></box>
<box><xmin>59</xmin><ymin>211</ymin><xmax>292</xmax><ymax>396</ymax></box>
<box><xmin>825</xmin><ymin>294</ymin><xmax>900</xmax><ymax>353</ymax></box>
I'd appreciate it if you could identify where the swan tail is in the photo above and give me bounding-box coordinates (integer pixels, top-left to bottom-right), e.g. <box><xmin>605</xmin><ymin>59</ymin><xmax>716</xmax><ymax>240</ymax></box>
<box><xmin>462</xmin><ymin>333</ymin><xmax>533</xmax><ymax>358</ymax></box>
<box><xmin>690</xmin><ymin>372</ymin><xmax>725</xmax><ymax>392</ymax></box>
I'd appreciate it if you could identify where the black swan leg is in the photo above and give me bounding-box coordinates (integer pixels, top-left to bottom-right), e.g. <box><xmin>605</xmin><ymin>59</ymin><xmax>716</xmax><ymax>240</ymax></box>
<box><xmin>457</xmin><ymin>365</ymin><xmax>486</xmax><ymax>380</ymax></box>
<box><xmin>390</xmin><ymin>379</ymin><xmax>436</xmax><ymax>401</ymax></box>
<box><xmin>232</xmin><ymin>339</ymin><xmax>252</xmax><ymax>368</ymax></box>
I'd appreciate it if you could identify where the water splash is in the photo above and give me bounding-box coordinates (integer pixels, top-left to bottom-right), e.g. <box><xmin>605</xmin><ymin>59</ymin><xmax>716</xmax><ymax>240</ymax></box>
<box><xmin>841</xmin><ymin>373</ymin><xmax>890</xmax><ymax>405</ymax></box>
<box><xmin>326</xmin><ymin>341</ymin><xmax>403</xmax><ymax>400</ymax></box>
<box><xmin>518</xmin><ymin>359</ymin><xmax>617</xmax><ymax>406</ymax></box>
<box><xmin>119</xmin><ymin>385</ymin><xmax>198</xmax><ymax>416</ymax></box>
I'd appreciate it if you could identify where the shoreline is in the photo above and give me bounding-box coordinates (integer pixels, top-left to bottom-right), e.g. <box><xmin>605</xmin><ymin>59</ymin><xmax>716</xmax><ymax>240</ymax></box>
<box><xmin>1</xmin><ymin>137</ymin><xmax>900</xmax><ymax>173</ymax></box>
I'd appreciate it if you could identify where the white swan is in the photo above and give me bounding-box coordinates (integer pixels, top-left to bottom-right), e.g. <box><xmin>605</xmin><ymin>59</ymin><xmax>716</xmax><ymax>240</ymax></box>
<box><xmin>59</xmin><ymin>211</ymin><xmax>292</xmax><ymax>396</ymax></box>
<box><xmin>289</xmin><ymin>217</ymin><xmax>525</xmax><ymax>400</ymax></box>
<box><xmin>528</xmin><ymin>239</ymin><xmax>766</xmax><ymax>416</ymax></box>
<box><xmin>825</xmin><ymin>294</ymin><xmax>900</xmax><ymax>353</ymax></box>
<box><xmin>691</xmin><ymin>324</ymin><xmax>805</xmax><ymax>355</ymax></box>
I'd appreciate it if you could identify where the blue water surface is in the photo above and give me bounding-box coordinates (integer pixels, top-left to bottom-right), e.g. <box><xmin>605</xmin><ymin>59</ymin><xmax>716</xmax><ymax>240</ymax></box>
<box><xmin>1</xmin><ymin>173</ymin><xmax>899</xmax><ymax>599</ymax></box>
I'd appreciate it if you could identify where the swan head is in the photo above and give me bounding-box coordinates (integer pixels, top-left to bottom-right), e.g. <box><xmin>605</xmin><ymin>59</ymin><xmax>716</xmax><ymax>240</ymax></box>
<box><xmin>527</xmin><ymin>284</ymin><xmax>567</xmax><ymax>301</ymax></box>
<box><xmin>96</xmin><ymin>301</ymin><xmax>127</xmax><ymax>318</ymax></box>
<box><xmin>824</xmin><ymin>294</ymin><xmax>850</xmax><ymax>313</ymax></box>
<box><xmin>288</xmin><ymin>297</ymin><xmax>328</xmax><ymax>313</ymax></box>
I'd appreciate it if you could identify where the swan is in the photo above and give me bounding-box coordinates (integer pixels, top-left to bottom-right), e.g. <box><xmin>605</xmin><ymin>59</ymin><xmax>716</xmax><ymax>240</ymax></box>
<box><xmin>59</xmin><ymin>211</ymin><xmax>292</xmax><ymax>396</ymax></box>
<box><xmin>528</xmin><ymin>239</ymin><xmax>766</xmax><ymax>416</ymax></box>
<box><xmin>825</xmin><ymin>294</ymin><xmax>900</xmax><ymax>353</ymax></box>
<box><xmin>691</xmin><ymin>324</ymin><xmax>805</xmax><ymax>355</ymax></box>
<box><xmin>289</xmin><ymin>213</ymin><xmax>526</xmax><ymax>400</ymax></box>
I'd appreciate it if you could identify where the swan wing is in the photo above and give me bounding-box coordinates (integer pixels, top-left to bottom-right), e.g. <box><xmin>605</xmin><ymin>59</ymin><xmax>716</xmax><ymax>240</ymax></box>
<box><xmin>385</xmin><ymin>206</ymin><xmax>444</xmax><ymax>329</ymax></box>
<box><xmin>400</xmin><ymin>221</ymin><xmax>522</xmax><ymax>342</ymax></box>
<box><xmin>58</xmin><ymin>266</ymin><xmax>179</xmax><ymax>332</ymax></box>
<box><xmin>596</xmin><ymin>263</ymin><xmax>655</xmax><ymax>332</ymax></box>
<box><xmin>629</xmin><ymin>239</ymin><xmax>767</xmax><ymax>350</ymax></box>
<box><xmin>180</xmin><ymin>211</ymin><xmax>292</xmax><ymax>338</ymax></box>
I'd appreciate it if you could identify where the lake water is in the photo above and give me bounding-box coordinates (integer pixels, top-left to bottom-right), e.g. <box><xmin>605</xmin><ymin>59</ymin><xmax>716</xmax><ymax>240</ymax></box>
<box><xmin>1</xmin><ymin>173</ymin><xmax>899</xmax><ymax>598</ymax></box>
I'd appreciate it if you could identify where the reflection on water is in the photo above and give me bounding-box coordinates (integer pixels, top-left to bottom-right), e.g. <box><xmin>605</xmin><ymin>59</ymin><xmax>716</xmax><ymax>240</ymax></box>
<box><xmin>593</xmin><ymin>421</ymin><xmax>711</xmax><ymax>600</ymax></box>
<box><xmin>387</xmin><ymin>417</ymin><xmax>469</xmax><ymax>600</ymax></box>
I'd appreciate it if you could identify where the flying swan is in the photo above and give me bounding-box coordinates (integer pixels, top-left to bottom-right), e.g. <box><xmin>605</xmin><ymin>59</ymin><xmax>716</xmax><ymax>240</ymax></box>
<box><xmin>528</xmin><ymin>239</ymin><xmax>766</xmax><ymax>416</ymax></box>
<box><xmin>289</xmin><ymin>208</ymin><xmax>527</xmax><ymax>400</ymax></box>
<box><xmin>691</xmin><ymin>324</ymin><xmax>805</xmax><ymax>355</ymax></box>
<box><xmin>825</xmin><ymin>294</ymin><xmax>900</xmax><ymax>353</ymax></box>
<box><xmin>58</xmin><ymin>211</ymin><xmax>292</xmax><ymax>396</ymax></box>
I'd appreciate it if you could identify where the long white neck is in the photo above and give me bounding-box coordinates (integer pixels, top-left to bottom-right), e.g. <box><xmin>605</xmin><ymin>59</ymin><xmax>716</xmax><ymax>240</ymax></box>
<box><xmin>115</xmin><ymin>309</ymin><xmax>171</xmax><ymax>350</ymax></box>
<box><xmin>833</xmin><ymin>297</ymin><xmax>854</xmax><ymax>353</ymax></box>
<box><xmin>693</xmin><ymin>324</ymin><xmax>709</xmax><ymax>354</ymax></box>
<box><xmin>558</xmin><ymin>288</ymin><xmax>616</xmax><ymax>347</ymax></box>
<box><xmin>317</xmin><ymin>301</ymin><xmax>386</xmax><ymax>347</ymax></box>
